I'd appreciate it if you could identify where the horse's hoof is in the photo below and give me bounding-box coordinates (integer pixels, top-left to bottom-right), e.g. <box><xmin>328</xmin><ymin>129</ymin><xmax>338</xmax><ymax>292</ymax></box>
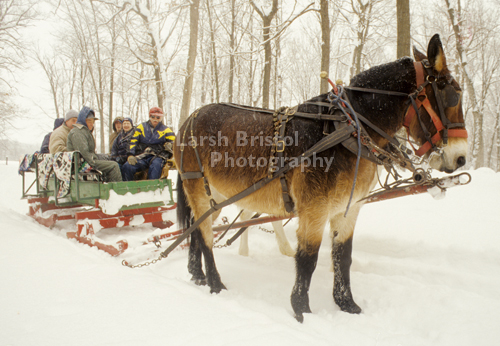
<box><xmin>191</xmin><ymin>276</ymin><xmax>207</xmax><ymax>286</ymax></box>
<box><xmin>339</xmin><ymin>301</ymin><xmax>362</xmax><ymax>314</ymax></box>
<box><xmin>209</xmin><ymin>282</ymin><xmax>227</xmax><ymax>294</ymax></box>
<box><xmin>291</xmin><ymin>293</ymin><xmax>312</xmax><ymax>322</ymax></box>
<box><xmin>294</xmin><ymin>312</ymin><xmax>304</xmax><ymax>323</ymax></box>
<box><xmin>280</xmin><ymin>247</ymin><xmax>296</xmax><ymax>257</ymax></box>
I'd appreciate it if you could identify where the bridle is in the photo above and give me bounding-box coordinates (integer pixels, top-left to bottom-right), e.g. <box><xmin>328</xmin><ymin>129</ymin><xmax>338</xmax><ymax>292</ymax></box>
<box><xmin>345</xmin><ymin>60</ymin><xmax>468</xmax><ymax>159</ymax></box>
<box><xmin>402</xmin><ymin>60</ymin><xmax>468</xmax><ymax>156</ymax></box>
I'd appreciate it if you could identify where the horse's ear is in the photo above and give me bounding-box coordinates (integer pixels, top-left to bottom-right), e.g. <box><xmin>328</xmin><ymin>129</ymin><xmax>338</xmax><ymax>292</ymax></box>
<box><xmin>413</xmin><ymin>46</ymin><xmax>427</xmax><ymax>62</ymax></box>
<box><xmin>427</xmin><ymin>34</ymin><xmax>447</xmax><ymax>73</ymax></box>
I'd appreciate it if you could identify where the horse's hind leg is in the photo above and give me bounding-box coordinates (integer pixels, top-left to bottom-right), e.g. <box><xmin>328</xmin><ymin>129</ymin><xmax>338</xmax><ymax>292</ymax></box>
<box><xmin>272</xmin><ymin>221</ymin><xmax>295</xmax><ymax>257</ymax></box>
<box><xmin>238</xmin><ymin>210</ymin><xmax>253</xmax><ymax>256</ymax></box>
<box><xmin>237</xmin><ymin>210</ymin><xmax>294</xmax><ymax>257</ymax></box>
<box><xmin>183</xmin><ymin>179</ymin><xmax>226</xmax><ymax>293</ymax></box>
<box><xmin>291</xmin><ymin>209</ymin><xmax>328</xmax><ymax>322</ymax></box>
<box><xmin>330</xmin><ymin>210</ymin><xmax>362</xmax><ymax>314</ymax></box>
<box><xmin>188</xmin><ymin>226</ymin><xmax>206</xmax><ymax>286</ymax></box>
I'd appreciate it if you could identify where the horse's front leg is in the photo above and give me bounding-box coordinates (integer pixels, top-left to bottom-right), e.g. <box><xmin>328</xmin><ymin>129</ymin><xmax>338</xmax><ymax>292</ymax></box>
<box><xmin>330</xmin><ymin>211</ymin><xmax>362</xmax><ymax>314</ymax></box>
<box><xmin>197</xmin><ymin>224</ymin><xmax>226</xmax><ymax>293</ymax></box>
<box><xmin>185</xmin><ymin>180</ymin><xmax>226</xmax><ymax>294</ymax></box>
<box><xmin>237</xmin><ymin>209</ymin><xmax>254</xmax><ymax>256</ymax></box>
<box><xmin>291</xmin><ymin>211</ymin><xmax>328</xmax><ymax>322</ymax></box>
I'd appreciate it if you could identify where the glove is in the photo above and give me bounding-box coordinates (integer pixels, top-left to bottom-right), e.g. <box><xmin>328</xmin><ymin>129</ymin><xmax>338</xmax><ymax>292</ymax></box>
<box><xmin>164</xmin><ymin>142</ymin><xmax>173</xmax><ymax>153</ymax></box>
<box><xmin>127</xmin><ymin>156</ymin><xmax>138</xmax><ymax>166</ymax></box>
<box><xmin>166</xmin><ymin>159</ymin><xmax>176</xmax><ymax>170</ymax></box>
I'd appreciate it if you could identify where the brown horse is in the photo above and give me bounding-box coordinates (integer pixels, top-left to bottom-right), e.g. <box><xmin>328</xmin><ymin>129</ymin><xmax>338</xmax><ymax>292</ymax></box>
<box><xmin>173</xmin><ymin>34</ymin><xmax>468</xmax><ymax>322</ymax></box>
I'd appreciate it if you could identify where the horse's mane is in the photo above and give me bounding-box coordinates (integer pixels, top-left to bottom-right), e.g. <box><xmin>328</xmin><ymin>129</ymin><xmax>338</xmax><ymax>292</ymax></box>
<box><xmin>296</xmin><ymin>57</ymin><xmax>416</xmax><ymax>118</ymax></box>
<box><xmin>350</xmin><ymin>57</ymin><xmax>415</xmax><ymax>93</ymax></box>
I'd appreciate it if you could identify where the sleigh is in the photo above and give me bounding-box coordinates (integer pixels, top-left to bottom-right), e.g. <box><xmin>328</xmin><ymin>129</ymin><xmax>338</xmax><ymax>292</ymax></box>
<box><xmin>20</xmin><ymin>152</ymin><xmax>177</xmax><ymax>256</ymax></box>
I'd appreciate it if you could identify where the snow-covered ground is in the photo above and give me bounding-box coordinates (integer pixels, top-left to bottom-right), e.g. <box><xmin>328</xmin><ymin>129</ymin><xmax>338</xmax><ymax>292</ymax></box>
<box><xmin>1</xmin><ymin>162</ymin><xmax>499</xmax><ymax>346</ymax></box>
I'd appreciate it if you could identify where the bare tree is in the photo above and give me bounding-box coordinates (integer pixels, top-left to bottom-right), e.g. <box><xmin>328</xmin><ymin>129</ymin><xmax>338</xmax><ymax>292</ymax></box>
<box><xmin>319</xmin><ymin>0</ymin><xmax>331</xmax><ymax>93</ymax></box>
<box><xmin>32</xmin><ymin>51</ymin><xmax>64</xmax><ymax>119</ymax></box>
<box><xmin>228</xmin><ymin>0</ymin><xmax>236</xmax><ymax>103</ymax></box>
<box><xmin>348</xmin><ymin>0</ymin><xmax>376</xmax><ymax>76</ymax></box>
<box><xmin>251</xmin><ymin>0</ymin><xmax>279</xmax><ymax>109</ymax></box>
<box><xmin>0</xmin><ymin>0</ymin><xmax>37</xmax><ymax>143</ymax></box>
<box><xmin>97</xmin><ymin>0</ymin><xmax>189</xmax><ymax>126</ymax></box>
<box><xmin>179</xmin><ymin>0</ymin><xmax>200</xmax><ymax>126</ymax></box>
<box><xmin>0</xmin><ymin>0</ymin><xmax>37</xmax><ymax>86</ymax></box>
<box><xmin>397</xmin><ymin>0</ymin><xmax>411</xmax><ymax>58</ymax></box>
<box><xmin>206</xmin><ymin>0</ymin><xmax>220</xmax><ymax>104</ymax></box>
<box><xmin>444</xmin><ymin>0</ymin><xmax>492</xmax><ymax>168</ymax></box>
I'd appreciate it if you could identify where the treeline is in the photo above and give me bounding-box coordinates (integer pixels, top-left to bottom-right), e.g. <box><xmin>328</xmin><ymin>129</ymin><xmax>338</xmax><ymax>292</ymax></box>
<box><xmin>1</xmin><ymin>0</ymin><xmax>499</xmax><ymax>170</ymax></box>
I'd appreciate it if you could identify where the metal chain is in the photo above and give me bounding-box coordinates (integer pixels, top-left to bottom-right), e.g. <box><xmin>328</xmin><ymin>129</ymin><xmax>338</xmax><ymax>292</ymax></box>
<box><xmin>258</xmin><ymin>217</ymin><xmax>292</xmax><ymax>234</ymax></box>
<box><xmin>122</xmin><ymin>254</ymin><xmax>166</xmax><ymax>268</ymax></box>
<box><xmin>258</xmin><ymin>225</ymin><xmax>275</xmax><ymax>234</ymax></box>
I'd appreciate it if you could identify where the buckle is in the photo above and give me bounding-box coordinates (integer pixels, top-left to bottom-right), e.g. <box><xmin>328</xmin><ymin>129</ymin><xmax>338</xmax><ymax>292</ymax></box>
<box><xmin>276</xmin><ymin>140</ymin><xmax>285</xmax><ymax>152</ymax></box>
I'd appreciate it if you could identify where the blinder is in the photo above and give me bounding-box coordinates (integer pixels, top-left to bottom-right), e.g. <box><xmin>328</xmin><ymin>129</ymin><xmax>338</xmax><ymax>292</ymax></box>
<box><xmin>438</xmin><ymin>84</ymin><xmax>460</xmax><ymax>109</ymax></box>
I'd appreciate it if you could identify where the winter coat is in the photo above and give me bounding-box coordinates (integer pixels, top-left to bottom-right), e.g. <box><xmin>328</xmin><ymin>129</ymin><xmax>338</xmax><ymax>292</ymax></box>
<box><xmin>129</xmin><ymin>121</ymin><xmax>175</xmax><ymax>156</ymax></box>
<box><xmin>40</xmin><ymin>134</ymin><xmax>51</xmax><ymax>154</ymax></box>
<box><xmin>49</xmin><ymin>123</ymin><xmax>72</xmax><ymax>154</ymax></box>
<box><xmin>111</xmin><ymin>128</ymin><xmax>135</xmax><ymax>164</ymax></box>
<box><xmin>67</xmin><ymin>107</ymin><xmax>98</xmax><ymax>166</ymax></box>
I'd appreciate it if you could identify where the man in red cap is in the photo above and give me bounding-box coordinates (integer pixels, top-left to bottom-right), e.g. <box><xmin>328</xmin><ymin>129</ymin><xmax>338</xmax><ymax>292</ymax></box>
<box><xmin>122</xmin><ymin>107</ymin><xmax>175</xmax><ymax>181</ymax></box>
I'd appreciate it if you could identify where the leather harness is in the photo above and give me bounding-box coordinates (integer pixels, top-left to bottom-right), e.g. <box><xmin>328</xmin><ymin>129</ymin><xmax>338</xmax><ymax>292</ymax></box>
<box><xmin>177</xmin><ymin>60</ymin><xmax>468</xmax><ymax>218</ymax></box>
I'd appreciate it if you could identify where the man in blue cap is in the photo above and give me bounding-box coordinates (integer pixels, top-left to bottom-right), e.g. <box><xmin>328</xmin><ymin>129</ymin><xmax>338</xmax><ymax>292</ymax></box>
<box><xmin>67</xmin><ymin>106</ymin><xmax>122</xmax><ymax>182</ymax></box>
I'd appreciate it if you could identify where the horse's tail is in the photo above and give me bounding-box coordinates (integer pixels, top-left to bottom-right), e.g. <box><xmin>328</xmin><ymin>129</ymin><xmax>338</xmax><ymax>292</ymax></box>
<box><xmin>176</xmin><ymin>173</ymin><xmax>192</xmax><ymax>230</ymax></box>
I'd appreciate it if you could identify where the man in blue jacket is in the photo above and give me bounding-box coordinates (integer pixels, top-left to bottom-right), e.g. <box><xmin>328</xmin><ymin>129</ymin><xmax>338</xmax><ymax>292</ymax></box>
<box><xmin>121</xmin><ymin>107</ymin><xmax>175</xmax><ymax>181</ymax></box>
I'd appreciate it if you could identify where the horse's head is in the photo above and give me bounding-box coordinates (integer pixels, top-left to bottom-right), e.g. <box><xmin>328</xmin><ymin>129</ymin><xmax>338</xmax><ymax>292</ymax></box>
<box><xmin>405</xmin><ymin>34</ymin><xmax>468</xmax><ymax>173</ymax></box>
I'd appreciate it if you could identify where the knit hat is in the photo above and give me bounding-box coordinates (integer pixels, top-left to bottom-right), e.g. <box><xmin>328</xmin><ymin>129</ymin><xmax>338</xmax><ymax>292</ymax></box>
<box><xmin>122</xmin><ymin>117</ymin><xmax>134</xmax><ymax>127</ymax></box>
<box><xmin>54</xmin><ymin>118</ymin><xmax>64</xmax><ymax>130</ymax></box>
<box><xmin>149</xmin><ymin>107</ymin><xmax>164</xmax><ymax>116</ymax></box>
<box><xmin>64</xmin><ymin>109</ymin><xmax>78</xmax><ymax>122</ymax></box>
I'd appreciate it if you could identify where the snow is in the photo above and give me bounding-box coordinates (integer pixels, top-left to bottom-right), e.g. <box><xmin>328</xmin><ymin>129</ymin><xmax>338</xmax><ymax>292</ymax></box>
<box><xmin>99</xmin><ymin>188</ymin><xmax>172</xmax><ymax>215</ymax></box>
<box><xmin>1</xmin><ymin>162</ymin><xmax>500</xmax><ymax>346</ymax></box>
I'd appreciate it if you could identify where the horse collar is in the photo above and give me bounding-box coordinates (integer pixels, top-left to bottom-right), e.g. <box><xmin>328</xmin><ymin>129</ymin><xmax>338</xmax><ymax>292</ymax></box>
<box><xmin>403</xmin><ymin>61</ymin><xmax>468</xmax><ymax>157</ymax></box>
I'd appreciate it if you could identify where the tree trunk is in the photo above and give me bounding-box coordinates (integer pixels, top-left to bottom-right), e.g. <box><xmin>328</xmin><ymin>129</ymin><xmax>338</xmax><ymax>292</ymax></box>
<box><xmin>445</xmin><ymin>0</ymin><xmax>484</xmax><ymax>168</ymax></box>
<box><xmin>206</xmin><ymin>0</ymin><xmax>220</xmax><ymax>104</ymax></box>
<box><xmin>396</xmin><ymin>0</ymin><xmax>411</xmax><ymax>58</ymax></box>
<box><xmin>350</xmin><ymin>0</ymin><xmax>372</xmax><ymax>77</ymax></box>
<box><xmin>273</xmin><ymin>6</ymin><xmax>281</xmax><ymax>109</ymax></box>
<box><xmin>249</xmin><ymin>14</ymin><xmax>254</xmax><ymax>105</ymax></box>
<box><xmin>496</xmin><ymin>113</ymin><xmax>500</xmax><ymax>171</ymax></box>
<box><xmin>179</xmin><ymin>0</ymin><xmax>200</xmax><ymax>127</ymax></box>
<box><xmin>251</xmin><ymin>0</ymin><xmax>278</xmax><ymax>109</ymax></box>
<box><xmin>108</xmin><ymin>17</ymin><xmax>116</xmax><ymax>150</ymax></box>
<box><xmin>228</xmin><ymin>0</ymin><xmax>235</xmax><ymax>103</ymax></box>
<box><xmin>320</xmin><ymin>0</ymin><xmax>330</xmax><ymax>94</ymax></box>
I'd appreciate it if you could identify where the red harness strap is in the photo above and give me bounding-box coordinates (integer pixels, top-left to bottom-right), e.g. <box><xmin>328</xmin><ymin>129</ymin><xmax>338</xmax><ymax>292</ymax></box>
<box><xmin>403</xmin><ymin>62</ymin><xmax>468</xmax><ymax>156</ymax></box>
